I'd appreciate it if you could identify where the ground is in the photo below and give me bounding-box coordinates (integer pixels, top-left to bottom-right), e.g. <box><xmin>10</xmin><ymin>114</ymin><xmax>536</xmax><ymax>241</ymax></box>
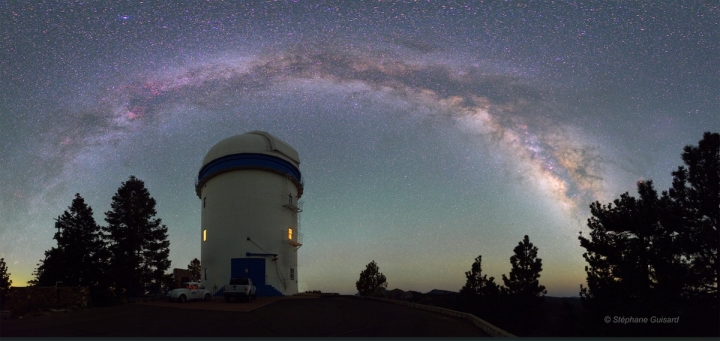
<box><xmin>0</xmin><ymin>295</ymin><xmax>489</xmax><ymax>337</ymax></box>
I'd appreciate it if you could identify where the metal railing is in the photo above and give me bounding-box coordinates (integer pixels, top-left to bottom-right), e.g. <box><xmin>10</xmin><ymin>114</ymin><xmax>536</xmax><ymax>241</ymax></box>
<box><xmin>282</xmin><ymin>194</ymin><xmax>304</xmax><ymax>212</ymax></box>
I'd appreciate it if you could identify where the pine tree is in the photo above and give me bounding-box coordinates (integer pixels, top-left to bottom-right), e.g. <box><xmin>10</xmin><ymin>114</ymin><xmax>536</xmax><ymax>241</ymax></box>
<box><xmin>188</xmin><ymin>258</ymin><xmax>201</xmax><ymax>281</ymax></box>
<box><xmin>459</xmin><ymin>255</ymin><xmax>499</xmax><ymax>318</ymax></box>
<box><xmin>356</xmin><ymin>260</ymin><xmax>387</xmax><ymax>296</ymax></box>
<box><xmin>29</xmin><ymin>194</ymin><xmax>109</xmax><ymax>291</ymax></box>
<box><xmin>502</xmin><ymin>235</ymin><xmax>547</xmax><ymax>301</ymax></box>
<box><xmin>578</xmin><ymin>132</ymin><xmax>719</xmax><ymax>336</ymax></box>
<box><xmin>28</xmin><ymin>247</ymin><xmax>64</xmax><ymax>286</ymax></box>
<box><xmin>579</xmin><ymin>181</ymin><xmax>671</xmax><ymax>317</ymax></box>
<box><xmin>660</xmin><ymin>132</ymin><xmax>718</xmax><ymax>335</ymax></box>
<box><xmin>499</xmin><ymin>235</ymin><xmax>547</xmax><ymax>335</ymax></box>
<box><xmin>105</xmin><ymin>176</ymin><xmax>171</xmax><ymax>298</ymax></box>
<box><xmin>0</xmin><ymin>258</ymin><xmax>11</xmax><ymax>309</ymax></box>
<box><xmin>662</xmin><ymin>132</ymin><xmax>718</xmax><ymax>300</ymax></box>
<box><xmin>460</xmin><ymin>255</ymin><xmax>500</xmax><ymax>296</ymax></box>
<box><xmin>54</xmin><ymin>194</ymin><xmax>109</xmax><ymax>288</ymax></box>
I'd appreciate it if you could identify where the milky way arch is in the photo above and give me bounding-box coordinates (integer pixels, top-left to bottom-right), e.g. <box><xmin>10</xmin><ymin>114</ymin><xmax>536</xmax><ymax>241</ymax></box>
<box><xmin>32</xmin><ymin>43</ymin><xmax>607</xmax><ymax>220</ymax></box>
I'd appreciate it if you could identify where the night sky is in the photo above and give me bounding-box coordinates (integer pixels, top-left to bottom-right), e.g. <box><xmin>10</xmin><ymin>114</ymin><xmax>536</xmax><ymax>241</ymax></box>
<box><xmin>1</xmin><ymin>1</ymin><xmax>717</xmax><ymax>296</ymax></box>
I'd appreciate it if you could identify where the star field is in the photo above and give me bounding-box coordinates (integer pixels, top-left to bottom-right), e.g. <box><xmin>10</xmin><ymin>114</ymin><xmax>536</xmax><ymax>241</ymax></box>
<box><xmin>1</xmin><ymin>1</ymin><xmax>718</xmax><ymax>296</ymax></box>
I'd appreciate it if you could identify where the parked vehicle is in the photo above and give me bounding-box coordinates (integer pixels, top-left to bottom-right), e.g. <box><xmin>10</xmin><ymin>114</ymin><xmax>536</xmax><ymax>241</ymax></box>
<box><xmin>167</xmin><ymin>282</ymin><xmax>212</xmax><ymax>302</ymax></box>
<box><xmin>144</xmin><ymin>289</ymin><xmax>168</xmax><ymax>301</ymax></box>
<box><xmin>223</xmin><ymin>277</ymin><xmax>257</xmax><ymax>302</ymax></box>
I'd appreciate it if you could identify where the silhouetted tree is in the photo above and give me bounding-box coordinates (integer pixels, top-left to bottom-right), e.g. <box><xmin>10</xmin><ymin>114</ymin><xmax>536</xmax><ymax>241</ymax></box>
<box><xmin>55</xmin><ymin>194</ymin><xmax>109</xmax><ymax>288</ymax></box>
<box><xmin>356</xmin><ymin>260</ymin><xmax>387</xmax><ymax>296</ymax></box>
<box><xmin>579</xmin><ymin>132</ymin><xmax>719</xmax><ymax>336</ymax></box>
<box><xmin>499</xmin><ymin>235</ymin><xmax>546</xmax><ymax>334</ymax></box>
<box><xmin>579</xmin><ymin>180</ymin><xmax>673</xmax><ymax>319</ymax></box>
<box><xmin>458</xmin><ymin>255</ymin><xmax>500</xmax><ymax>319</ymax></box>
<box><xmin>161</xmin><ymin>271</ymin><xmax>176</xmax><ymax>291</ymax></box>
<box><xmin>29</xmin><ymin>195</ymin><xmax>107</xmax><ymax>282</ymax></box>
<box><xmin>660</xmin><ymin>132</ymin><xmax>719</xmax><ymax>336</ymax></box>
<box><xmin>188</xmin><ymin>258</ymin><xmax>201</xmax><ymax>281</ymax></box>
<box><xmin>502</xmin><ymin>235</ymin><xmax>547</xmax><ymax>300</ymax></box>
<box><xmin>105</xmin><ymin>176</ymin><xmax>171</xmax><ymax>298</ymax></box>
<box><xmin>0</xmin><ymin>258</ymin><xmax>11</xmax><ymax>309</ymax></box>
<box><xmin>28</xmin><ymin>247</ymin><xmax>64</xmax><ymax>286</ymax></box>
<box><xmin>662</xmin><ymin>132</ymin><xmax>718</xmax><ymax>301</ymax></box>
<box><xmin>28</xmin><ymin>194</ymin><xmax>114</xmax><ymax>304</ymax></box>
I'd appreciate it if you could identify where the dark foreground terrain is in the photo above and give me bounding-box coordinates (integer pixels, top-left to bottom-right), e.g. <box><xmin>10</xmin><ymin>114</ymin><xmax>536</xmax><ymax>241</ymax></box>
<box><xmin>0</xmin><ymin>296</ymin><xmax>488</xmax><ymax>337</ymax></box>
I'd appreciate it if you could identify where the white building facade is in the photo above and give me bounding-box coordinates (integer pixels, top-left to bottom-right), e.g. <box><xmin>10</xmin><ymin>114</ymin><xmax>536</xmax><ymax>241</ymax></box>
<box><xmin>197</xmin><ymin>131</ymin><xmax>303</xmax><ymax>296</ymax></box>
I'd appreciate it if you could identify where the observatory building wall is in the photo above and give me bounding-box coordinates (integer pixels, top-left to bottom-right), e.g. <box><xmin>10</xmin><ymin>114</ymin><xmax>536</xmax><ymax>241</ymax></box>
<box><xmin>197</xmin><ymin>131</ymin><xmax>302</xmax><ymax>296</ymax></box>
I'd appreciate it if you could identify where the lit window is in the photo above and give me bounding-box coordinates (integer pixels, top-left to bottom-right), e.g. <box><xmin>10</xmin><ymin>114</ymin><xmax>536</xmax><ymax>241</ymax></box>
<box><xmin>203</xmin><ymin>229</ymin><xmax>207</xmax><ymax>241</ymax></box>
<box><xmin>288</xmin><ymin>228</ymin><xmax>293</xmax><ymax>240</ymax></box>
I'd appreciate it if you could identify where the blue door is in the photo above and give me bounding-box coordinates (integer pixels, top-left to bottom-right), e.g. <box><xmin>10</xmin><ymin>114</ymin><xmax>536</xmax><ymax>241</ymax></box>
<box><xmin>231</xmin><ymin>258</ymin><xmax>265</xmax><ymax>286</ymax></box>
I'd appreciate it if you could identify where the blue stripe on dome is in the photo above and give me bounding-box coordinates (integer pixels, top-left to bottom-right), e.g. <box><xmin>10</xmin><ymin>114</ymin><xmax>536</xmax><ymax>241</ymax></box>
<box><xmin>198</xmin><ymin>153</ymin><xmax>302</xmax><ymax>185</ymax></box>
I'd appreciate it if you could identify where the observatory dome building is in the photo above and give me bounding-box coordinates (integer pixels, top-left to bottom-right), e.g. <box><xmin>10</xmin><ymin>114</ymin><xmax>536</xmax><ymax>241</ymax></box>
<box><xmin>196</xmin><ymin>131</ymin><xmax>303</xmax><ymax>296</ymax></box>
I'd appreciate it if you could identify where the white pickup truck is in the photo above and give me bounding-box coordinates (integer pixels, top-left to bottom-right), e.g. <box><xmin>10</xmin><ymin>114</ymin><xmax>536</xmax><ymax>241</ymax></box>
<box><xmin>224</xmin><ymin>277</ymin><xmax>257</xmax><ymax>302</ymax></box>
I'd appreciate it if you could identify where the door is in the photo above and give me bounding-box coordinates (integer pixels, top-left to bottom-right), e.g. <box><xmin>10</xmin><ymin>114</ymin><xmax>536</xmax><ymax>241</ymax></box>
<box><xmin>231</xmin><ymin>258</ymin><xmax>265</xmax><ymax>286</ymax></box>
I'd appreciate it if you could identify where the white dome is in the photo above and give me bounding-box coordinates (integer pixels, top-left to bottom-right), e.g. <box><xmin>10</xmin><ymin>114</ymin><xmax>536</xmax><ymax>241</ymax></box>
<box><xmin>202</xmin><ymin>131</ymin><xmax>300</xmax><ymax>167</ymax></box>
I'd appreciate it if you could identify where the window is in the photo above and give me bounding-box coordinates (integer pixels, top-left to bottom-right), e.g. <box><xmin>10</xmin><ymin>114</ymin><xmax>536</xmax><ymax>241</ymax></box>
<box><xmin>203</xmin><ymin>229</ymin><xmax>207</xmax><ymax>241</ymax></box>
<box><xmin>203</xmin><ymin>197</ymin><xmax>207</xmax><ymax>208</ymax></box>
<box><xmin>290</xmin><ymin>268</ymin><xmax>295</xmax><ymax>280</ymax></box>
<box><xmin>288</xmin><ymin>228</ymin><xmax>293</xmax><ymax>240</ymax></box>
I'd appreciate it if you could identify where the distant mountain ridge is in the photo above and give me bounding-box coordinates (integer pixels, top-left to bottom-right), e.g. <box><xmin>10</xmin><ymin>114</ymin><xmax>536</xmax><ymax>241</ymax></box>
<box><xmin>371</xmin><ymin>287</ymin><xmax>580</xmax><ymax>299</ymax></box>
<box><xmin>425</xmin><ymin>289</ymin><xmax>457</xmax><ymax>295</ymax></box>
